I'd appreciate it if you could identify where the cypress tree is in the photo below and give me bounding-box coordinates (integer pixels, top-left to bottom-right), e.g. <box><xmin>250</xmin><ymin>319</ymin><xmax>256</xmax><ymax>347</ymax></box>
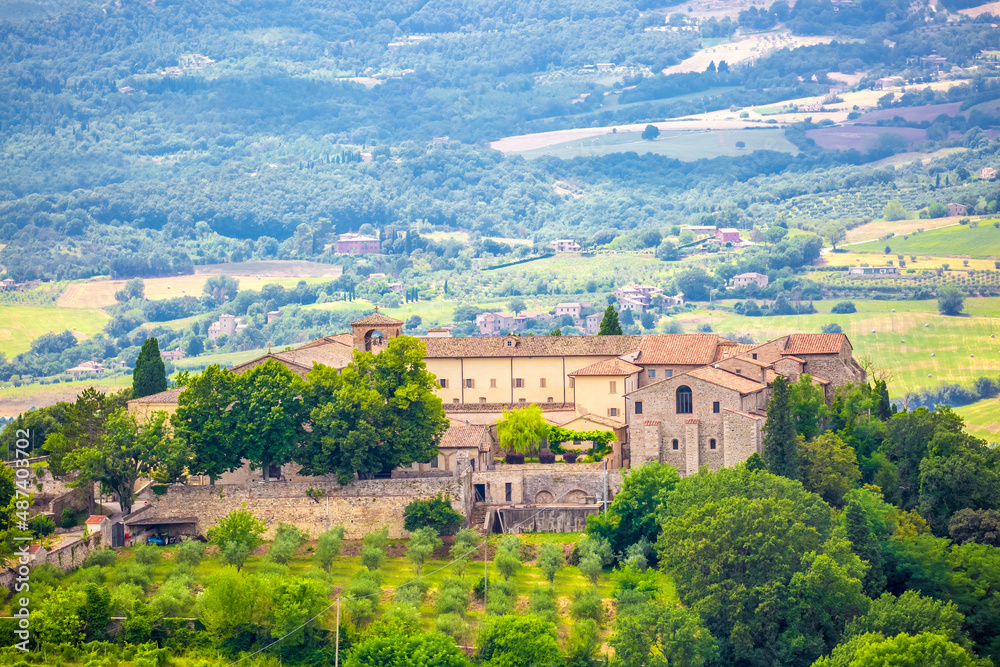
<box><xmin>875</xmin><ymin>380</ymin><xmax>893</xmax><ymax>421</ymax></box>
<box><xmin>133</xmin><ymin>338</ymin><xmax>168</xmax><ymax>398</ymax></box>
<box><xmin>762</xmin><ymin>374</ymin><xmax>799</xmax><ymax>479</ymax></box>
<box><xmin>845</xmin><ymin>498</ymin><xmax>886</xmax><ymax>596</ymax></box>
<box><xmin>598</xmin><ymin>305</ymin><xmax>623</xmax><ymax>335</ymax></box>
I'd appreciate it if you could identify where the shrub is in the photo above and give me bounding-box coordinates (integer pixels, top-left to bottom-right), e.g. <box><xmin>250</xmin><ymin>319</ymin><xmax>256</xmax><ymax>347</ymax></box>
<box><xmin>60</xmin><ymin>508</ymin><xmax>78</xmax><ymax>529</ymax></box>
<box><xmin>83</xmin><ymin>548</ymin><xmax>117</xmax><ymax>568</ymax></box>
<box><xmin>821</xmin><ymin>323</ymin><xmax>843</xmax><ymax>334</ymax></box>
<box><xmin>563</xmin><ymin>452</ymin><xmax>578</xmax><ymax>463</ymax></box>
<box><xmin>505</xmin><ymin>452</ymin><xmax>525</xmax><ymax>464</ymax></box>
<box><xmin>175</xmin><ymin>540</ymin><xmax>205</xmax><ymax>567</ymax></box>
<box><xmin>402</xmin><ymin>494</ymin><xmax>464</xmax><ymax>535</ymax></box>
<box><xmin>570</xmin><ymin>588</ymin><xmax>605</xmax><ymax>624</ymax></box>
<box><xmin>435</xmin><ymin>577</ymin><xmax>470</xmax><ymax>617</ymax></box>
<box><xmin>831</xmin><ymin>301</ymin><xmax>856</xmax><ymax>314</ymax></box>
<box><xmin>485</xmin><ymin>580</ymin><xmax>517</xmax><ymax>615</ymax></box>
<box><xmin>267</xmin><ymin>523</ymin><xmax>307</xmax><ymax>564</ymax></box>
<box><xmin>30</xmin><ymin>514</ymin><xmax>55</xmax><ymax>537</ymax></box>
<box><xmin>529</xmin><ymin>585</ymin><xmax>558</xmax><ymax>624</ymax></box>
<box><xmin>315</xmin><ymin>526</ymin><xmax>346</xmax><ymax>572</ymax></box>
<box><xmin>538</xmin><ymin>452</ymin><xmax>555</xmax><ymax>464</ymax></box>
<box><xmin>133</xmin><ymin>544</ymin><xmax>162</xmax><ymax>567</ymax></box>
<box><xmin>112</xmin><ymin>562</ymin><xmax>152</xmax><ymax>592</ymax></box>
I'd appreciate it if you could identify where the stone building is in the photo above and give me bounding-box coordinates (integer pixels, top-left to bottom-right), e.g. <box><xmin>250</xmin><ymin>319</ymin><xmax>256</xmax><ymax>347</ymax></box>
<box><xmin>732</xmin><ymin>272</ymin><xmax>769</xmax><ymax>289</ymax></box>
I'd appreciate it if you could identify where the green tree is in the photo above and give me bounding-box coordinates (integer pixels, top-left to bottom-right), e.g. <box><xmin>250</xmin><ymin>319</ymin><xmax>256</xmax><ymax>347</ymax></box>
<box><xmin>203</xmin><ymin>275</ymin><xmax>239</xmax><ymax>305</ymax></box>
<box><xmin>33</xmin><ymin>588</ymin><xmax>85</xmax><ymax>645</ymax></box>
<box><xmin>827</xmin><ymin>225</ymin><xmax>847</xmax><ymax>250</ymax></box>
<box><xmin>763</xmin><ymin>374</ymin><xmax>800</xmax><ymax>480</ymax></box>
<box><xmin>266</xmin><ymin>522</ymin><xmax>307</xmax><ymax>564</ymax></box>
<box><xmin>874</xmin><ymin>380</ymin><xmax>893</xmax><ymax>421</ymax></box>
<box><xmin>566</xmin><ymin>618</ymin><xmax>602</xmax><ymax>667</ymax></box>
<box><xmin>496</xmin><ymin>404</ymin><xmax>550</xmax><ymax>456</ymax></box>
<box><xmin>403</xmin><ymin>494</ymin><xmax>464</xmax><ymax>535</ymax></box>
<box><xmin>598</xmin><ymin>305</ymin><xmax>623</xmax><ymax>335</ymax></box>
<box><xmin>882</xmin><ymin>200</ymin><xmax>908</xmax><ymax>221</ymax></box>
<box><xmin>65</xmin><ymin>409</ymin><xmax>175</xmax><ymax>514</ymax></box>
<box><xmin>232</xmin><ymin>359</ymin><xmax>304</xmax><ymax>482</ymax></box>
<box><xmin>346</xmin><ymin>630</ymin><xmax>471</xmax><ymax>667</ymax></box>
<box><xmin>658</xmin><ymin>602</ymin><xmax>719</xmax><ymax>667</ymax></box>
<box><xmin>675</xmin><ymin>268</ymin><xmax>713</xmax><ymax>301</ymax></box>
<box><xmin>507</xmin><ymin>298</ymin><xmax>526</xmax><ymax>316</ymax></box>
<box><xmin>536</xmin><ymin>543</ymin><xmax>564</xmax><ymax>584</ymax></box>
<box><xmin>132</xmin><ymin>338</ymin><xmax>168</xmax><ymax>399</ymax></box>
<box><xmin>477</xmin><ymin>615</ymin><xmax>562</xmax><ymax>667</ymax></box>
<box><xmin>918</xmin><ymin>443</ymin><xmax>1000</xmax><ymax>535</ymax></box>
<box><xmin>495</xmin><ymin>536</ymin><xmax>522</xmax><ymax>581</ymax></box>
<box><xmin>641</xmin><ymin>124</ymin><xmax>660</xmax><ymax>140</ymax></box>
<box><xmin>208</xmin><ymin>505</ymin><xmax>266</xmax><ymax>572</ymax></box>
<box><xmin>298</xmin><ymin>336</ymin><xmax>447</xmax><ymax>484</ymax></box>
<box><xmin>844</xmin><ymin>591</ymin><xmax>969</xmax><ymax>647</ymax></box>
<box><xmin>407</xmin><ymin>527</ymin><xmax>442</xmax><ymax>575</ymax></box>
<box><xmin>171</xmin><ymin>365</ymin><xmax>244</xmax><ymax>484</ymax></box>
<box><xmin>845</xmin><ymin>498</ymin><xmax>886</xmax><ymax>596</ymax></box>
<box><xmin>450</xmin><ymin>528</ymin><xmax>481</xmax><ymax>577</ymax></box>
<box><xmin>790</xmin><ymin>374</ymin><xmax>829</xmax><ymax>440</ymax></box>
<box><xmin>362</xmin><ymin>527</ymin><xmax>389</xmax><ymax>571</ymax></box>
<box><xmin>114</xmin><ymin>277</ymin><xmax>145</xmax><ymax>302</ymax></box>
<box><xmin>586</xmin><ymin>460</ymin><xmax>680</xmax><ymax>559</ymax></box>
<box><xmin>315</xmin><ymin>526</ymin><xmax>346</xmax><ymax>571</ymax></box>
<box><xmin>817</xmin><ymin>632</ymin><xmax>981</xmax><ymax>667</ymax></box>
<box><xmin>800</xmin><ymin>432</ymin><xmax>861</xmax><ymax>506</ymax></box>
<box><xmin>655</xmin><ymin>239</ymin><xmax>679</xmax><ymax>261</ymax></box>
<box><xmin>938</xmin><ymin>284</ymin><xmax>965</xmax><ymax>316</ymax></box>
<box><xmin>81</xmin><ymin>583</ymin><xmax>112</xmax><ymax>641</ymax></box>
<box><xmin>198</xmin><ymin>569</ymin><xmax>268</xmax><ymax>638</ymax></box>
<box><xmin>269</xmin><ymin>575</ymin><xmax>330</xmax><ymax>643</ymax></box>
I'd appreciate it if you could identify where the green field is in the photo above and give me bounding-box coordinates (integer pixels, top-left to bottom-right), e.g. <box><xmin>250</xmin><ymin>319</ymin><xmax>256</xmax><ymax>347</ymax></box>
<box><xmin>955</xmin><ymin>398</ymin><xmax>1000</xmax><ymax>444</ymax></box>
<box><xmin>0</xmin><ymin>305</ymin><xmax>109</xmax><ymax>357</ymax></box>
<box><xmin>517</xmin><ymin>128</ymin><xmax>797</xmax><ymax>161</ymax></box>
<box><xmin>852</xmin><ymin>221</ymin><xmax>1000</xmax><ymax>257</ymax></box>
<box><xmin>699</xmin><ymin>297</ymin><xmax>1000</xmax><ymax>396</ymax></box>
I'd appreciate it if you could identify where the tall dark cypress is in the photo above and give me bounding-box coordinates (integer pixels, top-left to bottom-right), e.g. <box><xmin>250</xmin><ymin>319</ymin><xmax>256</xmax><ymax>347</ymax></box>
<box><xmin>875</xmin><ymin>380</ymin><xmax>893</xmax><ymax>421</ymax></box>
<box><xmin>598</xmin><ymin>305</ymin><xmax>623</xmax><ymax>335</ymax></box>
<box><xmin>845</xmin><ymin>498</ymin><xmax>886</xmax><ymax>596</ymax></box>
<box><xmin>133</xmin><ymin>338</ymin><xmax>168</xmax><ymax>399</ymax></box>
<box><xmin>762</xmin><ymin>374</ymin><xmax>799</xmax><ymax>479</ymax></box>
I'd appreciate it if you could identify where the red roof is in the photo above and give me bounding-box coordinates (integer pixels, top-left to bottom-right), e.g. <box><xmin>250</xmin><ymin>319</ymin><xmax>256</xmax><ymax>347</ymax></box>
<box><xmin>569</xmin><ymin>359</ymin><xmax>642</xmax><ymax>377</ymax></box>
<box><xmin>685</xmin><ymin>366</ymin><xmax>767</xmax><ymax>395</ymax></box>
<box><xmin>85</xmin><ymin>515</ymin><xmax>108</xmax><ymax>524</ymax></box>
<box><xmin>784</xmin><ymin>333</ymin><xmax>847</xmax><ymax>355</ymax></box>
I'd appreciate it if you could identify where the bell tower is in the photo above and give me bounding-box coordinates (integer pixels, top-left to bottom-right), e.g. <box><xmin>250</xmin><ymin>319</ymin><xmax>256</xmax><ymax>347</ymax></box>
<box><xmin>350</xmin><ymin>309</ymin><xmax>404</xmax><ymax>352</ymax></box>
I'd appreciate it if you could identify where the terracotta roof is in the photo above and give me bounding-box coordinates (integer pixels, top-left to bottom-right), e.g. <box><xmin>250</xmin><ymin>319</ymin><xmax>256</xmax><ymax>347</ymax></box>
<box><xmin>128</xmin><ymin>387</ymin><xmax>184</xmax><ymax>404</ymax></box>
<box><xmin>85</xmin><ymin>515</ymin><xmax>109</xmax><ymax>524</ymax></box>
<box><xmin>567</xmin><ymin>414</ymin><xmax>626</xmax><ymax>429</ymax></box>
<box><xmin>812</xmin><ymin>376</ymin><xmax>831</xmax><ymax>386</ymax></box>
<box><xmin>351</xmin><ymin>312</ymin><xmax>404</xmax><ymax>327</ymax></box>
<box><xmin>441</xmin><ymin>422</ymin><xmax>491</xmax><ymax>452</ymax></box>
<box><xmin>419</xmin><ymin>334</ymin><xmax>720</xmax><ymax>363</ymax></box>
<box><xmin>715</xmin><ymin>342</ymin><xmax>757</xmax><ymax>361</ymax></box>
<box><xmin>784</xmin><ymin>333</ymin><xmax>847</xmax><ymax>355</ymax></box>
<box><xmin>765</xmin><ymin>370</ymin><xmax>779</xmax><ymax>384</ymax></box>
<box><xmin>569</xmin><ymin>359</ymin><xmax>642</xmax><ymax>377</ymax></box>
<box><xmin>779</xmin><ymin>355</ymin><xmax>806</xmax><ymax>364</ymax></box>
<box><xmin>685</xmin><ymin>366</ymin><xmax>767</xmax><ymax>395</ymax></box>
<box><xmin>732</xmin><ymin>356</ymin><xmax>772</xmax><ymax>368</ymax></box>
<box><xmin>643</xmin><ymin>420</ymin><xmax>661</xmax><ymax>426</ymax></box>
<box><xmin>724</xmin><ymin>408</ymin><xmax>763</xmax><ymax>421</ymax></box>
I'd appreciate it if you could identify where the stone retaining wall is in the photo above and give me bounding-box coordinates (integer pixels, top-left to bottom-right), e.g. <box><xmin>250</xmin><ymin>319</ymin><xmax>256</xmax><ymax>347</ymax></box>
<box><xmin>136</xmin><ymin>473</ymin><xmax>472</xmax><ymax>540</ymax></box>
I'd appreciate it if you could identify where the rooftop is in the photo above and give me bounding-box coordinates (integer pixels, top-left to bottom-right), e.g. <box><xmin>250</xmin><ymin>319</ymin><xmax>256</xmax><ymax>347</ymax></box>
<box><xmin>128</xmin><ymin>387</ymin><xmax>185</xmax><ymax>404</ymax></box>
<box><xmin>784</xmin><ymin>333</ymin><xmax>848</xmax><ymax>355</ymax></box>
<box><xmin>569</xmin><ymin>359</ymin><xmax>643</xmax><ymax>377</ymax></box>
<box><xmin>684</xmin><ymin>365</ymin><xmax>767</xmax><ymax>395</ymax></box>
<box><xmin>351</xmin><ymin>312</ymin><xmax>404</xmax><ymax>327</ymax></box>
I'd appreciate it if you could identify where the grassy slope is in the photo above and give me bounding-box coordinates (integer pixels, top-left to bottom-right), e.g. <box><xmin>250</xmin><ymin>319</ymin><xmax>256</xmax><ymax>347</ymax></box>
<box><xmin>517</xmin><ymin>128</ymin><xmax>797</xmax><ymax>160</ymax></box>
<box><xmin>0</xmin><ymin>305</ymin><xmax>109</xmax><ymax>357</ymax></box>
<box><xmin>852</xmin><ymin>221</ymin><xmax>1000</xmax><ymax>257</ymax></box>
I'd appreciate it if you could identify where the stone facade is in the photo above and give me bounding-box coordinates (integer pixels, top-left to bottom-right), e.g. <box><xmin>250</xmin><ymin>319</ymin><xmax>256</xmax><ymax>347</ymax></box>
<box><xmin>135</xmin><ymin>475</ymin><xmax>471</xmax><ymax>540</ymax></box>
<box><xmin>472</xmin><ymin>464</ymin><xmax>621</xmax><ymax>508</ymax></box>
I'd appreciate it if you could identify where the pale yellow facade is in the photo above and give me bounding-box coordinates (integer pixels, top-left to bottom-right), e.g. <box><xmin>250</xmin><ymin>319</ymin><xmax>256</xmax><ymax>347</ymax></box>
<box><xmin>569</xmin><ymin>372</ymin><xmax>638</xmax><ymax>420</ymax></box>
<box><xmin>424</xmin><ymin>355</ymin><xmax>621</xmax><ymax>406</ymax></box>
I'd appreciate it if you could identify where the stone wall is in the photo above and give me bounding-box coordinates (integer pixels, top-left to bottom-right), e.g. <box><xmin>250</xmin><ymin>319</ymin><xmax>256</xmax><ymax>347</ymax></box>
<box><xmin>723</xmin><ymin>410</ymin><xmax>763</xmax><ymax>467</ymax></box>
<box><xmin>496</xmin><ymin>506</ymin><xmax>600</xmax><ymax>534</ymax></box>
<box><xmin>136</xmin><ymin>474</ymin><xmax>472</xmax><ymax>540</ymax></box>
<box><xmin>472</xmin><ymin>464</ymin><xmax>621</xmax><ymax>508</ymax></box>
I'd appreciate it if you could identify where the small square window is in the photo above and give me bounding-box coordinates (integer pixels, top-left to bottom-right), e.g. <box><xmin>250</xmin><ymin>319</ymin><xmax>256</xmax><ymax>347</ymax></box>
<box><xmin>713</xmin><ymin>401</ymin><xmax>720</xmax><ymax>413</ymax></box>
<box><xmin>518</xmin><ymin>398</ymin><xmax>526</xmax><ymax>403</ymax></box>
<box><xmin>465</xmin><ymin>378</ymin><xmax>474</xmax><ymax>388</ymax></box>
<box><xmin>490</xmin><ymin>378</ymin><xmax>497</xmax><ymax>388</ymax></box>
<box><xmin>569</xmin><ymin>377</ymin><xmax>575</xmax><ymax>388</ymax></box>
<box><xmin>479</xmin><ymin>397</ymin><xmax>487</xmax><ymax>404</ymax></box>
<box><xmin>648</xmin><ymin>369</ymin><xmax>656</xmax><ymax>378</ymax></box>
<box><xmin>609</xmin><ymin>408</ymin><xmax>618</xmax><ymax>417</ymax></box>
<box><xmin>547</xmin><ymin>397</ymin><xmax>554</xmax><ymax>403</ymax></box>
<box><xmin>665</xmin><ymin>370</ymin><xmax>673</xmax><ymax>378</ymax></box>
<box><xmin>430</xmin><ymin>457</ymin><xmax>439</xmax><ymax>469</ymax></box>
<box><xmin>752</xmin><ymin>353</ymin><xmax>758</xmax><ymax>360</ymax></box>
<box><xmin>452</xmin><ymin>398</ymin><xmax>460</xmax><ymax>404</ymax></box>
<box><xmin>439</xmin><ymin>379</ymin><xmax>448</xmax><ymax>388</ymax></box>
<box><xmin>735</xmin><ymin>369</ymin><xmax>742</xmax><ymax>374</ymax></box>
<box><xmin>635</xmin><ymin>401</ymin><xmax>643</xmax><ymax>415</ymax></box>
<box><xmin>515</xmin><ymin>378</ymin><xmax>524</xmax><ymax>388</ymax></box>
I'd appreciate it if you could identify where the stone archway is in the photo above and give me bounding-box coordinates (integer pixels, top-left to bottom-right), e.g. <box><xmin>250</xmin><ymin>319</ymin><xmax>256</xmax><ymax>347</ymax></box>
<box><xmin>534</xmin><ymin>490</ymin><xmax>555</xmax><ymax>505</ymax></box>
<box><xmin>564</xmin><ymin>489</ymin><xmax>591</xmax><ymax>504</ymax></box>
<box><xmin>350</xmin><ymin>311</ymin><xmax>403</xmax><ymax>351</ymax></box>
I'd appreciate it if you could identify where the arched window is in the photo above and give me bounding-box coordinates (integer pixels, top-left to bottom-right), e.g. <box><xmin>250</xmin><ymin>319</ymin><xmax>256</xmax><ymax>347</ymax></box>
<box><xmin>710</xmin><ymin>438</ymin><xmax>717</xmax><ymax>450</ymax></box>
<box><xmin>676</xmin><ymin>385</ymin><xmax>693</xmax><ymax>414</ymax></box>
<box><xmin>672</xmin><ymin>439</ymin><xmax>679</xmax><ymax>450</ymax></box>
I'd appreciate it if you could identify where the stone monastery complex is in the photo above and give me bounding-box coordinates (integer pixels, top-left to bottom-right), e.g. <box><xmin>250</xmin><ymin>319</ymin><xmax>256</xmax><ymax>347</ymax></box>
<box><xmin>124</xmin><ymin>312</ymin><xmax>866</xmax><ymax>538</ymax></box>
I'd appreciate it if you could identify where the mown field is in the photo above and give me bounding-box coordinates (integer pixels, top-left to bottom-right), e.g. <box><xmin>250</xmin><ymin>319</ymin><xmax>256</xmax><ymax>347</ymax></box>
<box><xmin>955</xmin><ymin>398</ymin><xmax>1000</xmax><ymax>444</ymax></box>
<box><xmin>842</xmin><ymin>216</ymin><xmax>963</xmax><ymax>244</ymax></box>
<box><xmin>0</xmin><ymin>305</ymin><xmax>109</xmax><ymax>357</ymax></box>
<box><xmin>517</xmin><ymin>127</ymin><xmax>797</xmax><ymax>161</ymax></box>
<box><xmin>852</xmin><ymin>221</ymin><xmax>1000</xmax><ymax>258</ymax></box>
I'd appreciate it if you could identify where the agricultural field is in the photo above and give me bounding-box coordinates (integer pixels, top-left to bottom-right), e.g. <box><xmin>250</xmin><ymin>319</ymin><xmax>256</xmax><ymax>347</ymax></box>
<box><xmin>0</xmin><ymin>305</ymin><xmax>109</xmax><ymax>357</ymax></box>
<box><xmin>955</xmin><ymin>398</ymin><xmax>1000</xmax><ymax>444</ymax></box>
<box><xmin>821</xmin><ymin>250</ymin><xmax>1000</xmax><ymax>272</ymax></box>
<box><xmin>59</xmin><ymin>274</ymin><xmax>334</xmax><ymax>310</ymax></box>
<box><xmin>193</xmin><ymin>260</ymin><xmax>342</xmax><ymax>278</ymax></box>
<box><xmin>515</xmin><ymin>127</ymin><xmax>797</xmax><ymax>161</ymax></box>
<box><xmin>852</xmin><ymin>102</ymin><xmax>962</xmax><ymax>125</ymax></box>
<box><xmin>805</xmin><ymin>125</ymin><xmax>927</xmax><ymax>152</ymax></box>
<box><xmin>0</xmin><ymin>375</ymin><xmax>127</xmax><ymax>416</ymax></box>
<box><xmin>867</xmin><ymin>147</ymin><xmax>969</xmax><ymax>170</ymax></box>
<box><xmin>851</xmin><ymin>222</ymin><xmax>1000</xmax><ymax>258</ymax></box>
<box><xmin>959</xmin><ymin>0</ymin><xmax>1000</xmax><ymax>17</ymax></box>
<box><xmin>843</xmin><ymin>216</ymin><xmax>962</xmax><ymax>244</ymax></box>
<box><xmin>697</xmin><ymin>297</ymin><xmax>1000</xmax><ymax>399</ymax></box>
<box><xmin>663</xmin><ymin>31</ymin><xmax>837</xmax><ymax>75</ymax></box>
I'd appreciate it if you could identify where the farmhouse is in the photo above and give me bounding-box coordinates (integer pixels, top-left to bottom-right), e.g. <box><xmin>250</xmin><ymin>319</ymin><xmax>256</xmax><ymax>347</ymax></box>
<box><xmin>614</xmin><ymin>284</ymin><xmax>663</xmax><ymax>312</ymax></box>
<box><xmin>550</xmin><ymin>239</ymin><xmax>582</xmax><ymax>252</ymax></box>
<box><xmin>160</xmin><ymin>349</ymin><xmax>184</xmax><ymax>361</ymax></box>
<box><xmin>207</xmin><ymin>313</ymin><xmax>246</xmax><ymax>341</ymax></box>
<box><xmin>335</xmin><ymin>233</ymin><xmax>380</xmax><ymax>254</ymax></box>
<box><xmin>948</xmin><ymin>203</ymin><xmax>968</xmax><ymax>216</ymax></box>
<box><xmin>681</xmin><ymin>225</ymin><xmax>716</xmax><ymax>234</ymax></box>
<box><xmin>715</xmin><ymin>228</ymin><xmax>740</xmax><ymax>243</ymax></box>
<box><xmin>554</xmin><ymin>302</ymin><xmax>585</xmax><ymax>318</ymax></box>
<box><xmin>66</xmin><ymin>361</ymin><xmax>106</xmax><ymax>379</ymax></box>
<box><xmin>732</xmin><ymin>272</ymin><xmax>769</xmax><ymax>289</ymax></box>
<box><xmin>983</xmin><ymin>167</ymin><xmax>997</xmax><ymax>180</ymax></box>
<box><xmin>0</xmin><ymin>278</ymin><xmax>17</xmax><ymax>291</ymax></box>
<box><xmin>845</xmin><ymin>266</ymin><xmax>900</xmax><ymax>277</ymax></box>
